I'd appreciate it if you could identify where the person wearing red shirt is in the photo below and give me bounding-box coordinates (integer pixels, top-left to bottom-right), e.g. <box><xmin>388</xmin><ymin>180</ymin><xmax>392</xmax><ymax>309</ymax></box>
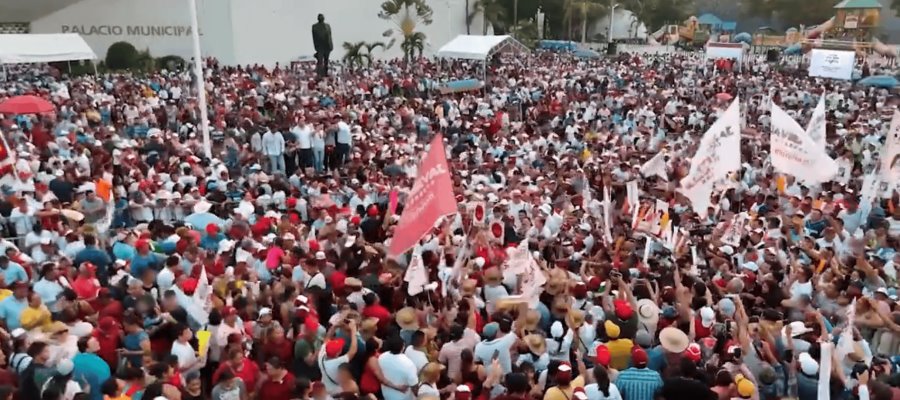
<box><xmin>213</xmin><ymin>348</ymin><xmax>260</xmax><ymax>389</ymax></box>
<box><xmin>71</xmin><ymin>262</ymin><xmax>101</xmax><ymax>302</ymax></box>
<box><xmin>96</xmin><ymin>288</ymin><xmax>124</xmax><ymax>322</ymax></box>
<box><xmin>93</xmin><ymin>316</ymin><xmax>123</xmax><ymax>369</ymax></box>
<box><xmin>261</xmin><ymin>325</ymin><xmax>294</xmax><ymax>365</ymax></box>
<box><xmin>362</xmin><ymin>293</ymin><xmax>392</xmax><ymax>333</ymax></box>
<box><xmin>258</xmin><ymin>356</ymin><xmax>296</xmax><ymax>400</ymax></box>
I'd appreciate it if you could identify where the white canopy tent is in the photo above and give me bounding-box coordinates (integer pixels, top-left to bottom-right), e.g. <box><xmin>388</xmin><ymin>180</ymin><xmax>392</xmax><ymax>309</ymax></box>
<box><xmin>0</xmin><ymin>33</ymin><xmax>97</xmax><ymax>64</ymax></box>
<box><xmin>436</xmin><ymin>35</ymin><xmax>529</xmax><ymax>61</ymax></box>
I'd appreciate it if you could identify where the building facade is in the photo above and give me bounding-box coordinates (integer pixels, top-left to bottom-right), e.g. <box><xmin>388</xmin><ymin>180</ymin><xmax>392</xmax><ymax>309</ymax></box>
<box><xmin>18</xmin><ymin>0</ymin><xmax>477</xmax><ymax>66</ymax></box>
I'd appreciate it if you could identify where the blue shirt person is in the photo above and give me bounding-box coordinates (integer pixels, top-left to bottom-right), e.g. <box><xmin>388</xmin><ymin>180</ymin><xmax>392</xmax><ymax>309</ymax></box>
<box><xmin>0</xmin><ymin>284</ymin><xmax>29</xmax><ymax>330</ymax></box>
<box><xmin>0</xmin><ymin>256</ymin><xmax>28</xmax><ymax>287</ymax></box>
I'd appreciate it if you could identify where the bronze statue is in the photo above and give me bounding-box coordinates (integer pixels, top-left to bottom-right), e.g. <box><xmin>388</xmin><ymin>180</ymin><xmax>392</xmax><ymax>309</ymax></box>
<box><xmin>312</xmin><ymin>13</ymin><xmax>333</xmax><ymax>77</ymax></box>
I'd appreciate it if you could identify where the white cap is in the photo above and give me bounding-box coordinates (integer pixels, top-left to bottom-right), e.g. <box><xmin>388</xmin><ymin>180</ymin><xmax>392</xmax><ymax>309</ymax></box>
<box><xmin>315</xmin><ymin>251</ymin><xmax>326</xmax><ymax>260</ymax></box>
<box><xmin>258</xmin><ymin>307</ymin><xmax>273</xmax><ymax>319</ymax></box>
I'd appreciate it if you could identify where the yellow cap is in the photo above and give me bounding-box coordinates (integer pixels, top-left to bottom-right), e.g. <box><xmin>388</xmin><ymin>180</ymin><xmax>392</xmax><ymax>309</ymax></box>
<box><xmin>604</xmin><ymin>320</ymin><xmax>621</xmax><ymax>339</ymax></box>
<box><xmin>735</xmin><ymin>374</ymin><xmax>755</xmax><ymax>398</ymax></box>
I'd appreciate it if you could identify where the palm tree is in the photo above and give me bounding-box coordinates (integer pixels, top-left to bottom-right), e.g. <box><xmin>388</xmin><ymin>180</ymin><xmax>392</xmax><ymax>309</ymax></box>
<box><xmin>342</xmin><ymin>41</ymin><xmax>366</xmax><ymax>70</ymax></box>
<box><xmin>363</xmin><ymin>41</ymin><xmax>389</xmax><ymax>66</ymax></box>
<box><xmin>565</xmin><ymin>0</ymin><xmax>608</xmax><ymax>43</ymax></box>
<box><xmin>468</xmin><ymin>0</ymin><xmax>507</xmax><ymax>35</ymax></box>
<box><xmin>379</xmin><ymin>0</ymin><xmax>433</xmax><ymax>51</ymax></box>
<box><xmin>400</xmin><ymin>32</ymin><xmax>427</xmax><ymax>60</ymax></box>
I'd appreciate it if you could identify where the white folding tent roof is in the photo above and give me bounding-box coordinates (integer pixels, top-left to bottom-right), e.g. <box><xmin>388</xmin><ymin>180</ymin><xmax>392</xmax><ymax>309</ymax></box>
<box><xmin>436</xmin><ymin>35</ymin><xmax>529</xmax><ymax>61</ymax></box>
<box><xmin>0</xmin><ymin>34</ymin><xmax>97</xmax><ymax>64</ymax></box>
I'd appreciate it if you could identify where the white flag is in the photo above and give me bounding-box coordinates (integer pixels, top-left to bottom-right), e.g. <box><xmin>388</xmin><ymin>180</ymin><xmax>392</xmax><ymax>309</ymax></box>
<box><xmin>770</xmin><ymin>102</ymin><xmax>838</xmax><ymax>184</ymax></box>
<box><xmin>806</xmin><ymin>96</ymin><xmax>827</xmax><ymax>151</ymax></box>
<box><xmin>679</xmin><ymin>98</ymin><xmax>742</xmax><ymax>217</ymax></box>
<box><xmin>881</xmin><ymin>110</ymin><xmax>900</xmax><ymax>190</ymax></box>
<box><xmin>404</xmin><ymin>252</ymin><xmax>429</xmax><ymax>296</ymax></box>
<box><xmin>640</xmin><ymin>151</ymin><xmax>668</xmax><ymax>181</ymax></box>
<box><xmin>859</xmin><ymin>172</ymin><xmax>879</xmax><ymax>223</ymax></box>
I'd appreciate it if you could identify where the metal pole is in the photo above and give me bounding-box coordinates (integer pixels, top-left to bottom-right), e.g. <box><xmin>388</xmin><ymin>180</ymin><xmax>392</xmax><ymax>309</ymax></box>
<box><xmin>188</xmin><ymin>0</ymin><xmax>212</xmax><ymax>159</ymax></box>
<box><xmin>513</xmin><ymin>0</ymin><xmax>518</xmax><ymax>38</ymax></box>
<box><xmin>608</xmin><ymin>0</ymin><xmax>614</xmax><ymax>43</ymax></box>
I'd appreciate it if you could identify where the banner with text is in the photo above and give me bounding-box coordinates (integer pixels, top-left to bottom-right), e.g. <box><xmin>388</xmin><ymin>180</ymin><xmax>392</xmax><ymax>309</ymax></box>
<box><xmin>770</xmin><ymin>103</ymin><xmax>838</xmax><ymax>184</ymax></box>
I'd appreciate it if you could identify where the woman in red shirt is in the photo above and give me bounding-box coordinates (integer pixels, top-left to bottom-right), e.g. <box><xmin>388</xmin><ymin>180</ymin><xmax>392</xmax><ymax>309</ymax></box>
<box><xmin>261</xmin><ymin>325</ymin><xmax>294</xmax><ymax>365</ymax></box>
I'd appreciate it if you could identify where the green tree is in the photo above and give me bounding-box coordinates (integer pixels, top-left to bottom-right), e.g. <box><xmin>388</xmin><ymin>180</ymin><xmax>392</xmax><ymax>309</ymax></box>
<box><xmin>400</xmin><ymin>32</ymin><xmax>427</xmax><ymax>60</ymax></box>
<box><xmin>363</xmin><ymin>41</ymin><xmax>390</xmax><ymax>66</ymax></box>
<box><xmin>342</xmin><ymin>41</ymin><xmax>366</xmax><ymax>70</ymax></box>
<box><xmin>565</xmin><ymin>0</ymin><xmax>608</xmax><ymax>42</ymax></box>
<box><xmin>105</xmin><ymin>41</ymin><xmax>139</xmax><ymax>70</ymax></box>
<box><xmin>742</xmin><ymin>0</ymin><xmax>835</xmax><ymax>28</ymax></box>
<box><xmin>469</xmin><ymin>0</ymin><xmax>508</xmax><ymax>34</ymax></box>
<box><xmin>378</xmin><ymin>0</ymin><xmax>433</xmax><ymax>61</ymax></box>
<box><xmin>622</xmin><ymin>0</ymin><xmax>693</xmax><ymax>33</ymax></box>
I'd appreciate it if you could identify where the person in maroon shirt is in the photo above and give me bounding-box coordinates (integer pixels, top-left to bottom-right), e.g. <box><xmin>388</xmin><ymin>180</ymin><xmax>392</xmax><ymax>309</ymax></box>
<box><xmin>258</xmin><ymin>357</ymin><xmax>296</xmax><ymax>400</ymax></box>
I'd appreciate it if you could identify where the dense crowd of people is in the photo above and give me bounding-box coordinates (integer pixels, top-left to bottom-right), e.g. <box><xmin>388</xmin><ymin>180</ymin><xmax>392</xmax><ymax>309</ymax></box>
<box><xmin>0</xmin><ymin>48</ymin><xmax>896</xmax><ymax>400</ymax></box>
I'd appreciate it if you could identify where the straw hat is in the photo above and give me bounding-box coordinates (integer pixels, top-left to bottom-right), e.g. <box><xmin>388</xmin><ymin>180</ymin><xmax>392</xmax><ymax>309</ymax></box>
<box><xmin>566</xmin><ymin>309</ymin><xmax>585</xmax><ymax>329</ymax></box>
<box><xmin>361</xmin><ymin>318</ymin><xmax>379</xmax><ymax>333</ymax></box>
<box><xmin>545</xmin><ymin>276</ymin><xmax>568</xmax><ymax>296</ymax></box>
<box><xmin>636</xmin><ymin>298</ymin><xmax>660</xmax><ymax>329</ymax></box>
<box><xmin>484</xmin><ymin>267</ymin><xmax>502</xmax><ymax>285</ymax></box>
<box><xmin>523</xmin><ymin>310</ymin><xmax>541</xmax><ymax>332</ymax></box>
<box><xmin>847</xmin><ymin>341</ymin><xmax>866</xmax><ymax>362</ymax></box>
<box><xmin>460</xmin><ymin>279</ymin><xmax>477</xmax><ymax>297</ymax></box>
<box><xmin>525</xmin><ymin>334</ymin><xmax>546</xmax><ymax>354</ymax></box>
<box><xmin>659</xmin><ymin>327</ymin><xmax>690</xmax><ymax>353</ymax></box>
<box><xmin>395</xmin><ymin>307</ymin><xmax>419</xmax><ymax>331</ymax></box>
<box><xmin>420</xmin><ymin>362</ymin><xmax>445</xmax><ymax>381</ymax></box>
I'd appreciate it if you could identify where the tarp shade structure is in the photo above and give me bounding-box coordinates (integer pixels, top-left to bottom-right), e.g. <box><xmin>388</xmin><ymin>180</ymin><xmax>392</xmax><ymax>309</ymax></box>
<box><xmin>436</xmin><ymin>35</ymin><xmax>529</xmax><ymax>61</ymax></box>
<box><xmin>0</xmin><ymin>34</ymin><xmax>97</xmax><ymax>64</ymax></box>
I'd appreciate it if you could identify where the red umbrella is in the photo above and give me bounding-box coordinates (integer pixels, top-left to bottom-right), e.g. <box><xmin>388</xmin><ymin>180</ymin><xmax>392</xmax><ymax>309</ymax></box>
<box><xmin>715</xmin><ymin>92</ymin><xmax>733</xmax><ymax>101</ymax></box>
<box><xmin>0</xmin><ymin>95</ymin><xmax>55</xmax><ymax>115</ymax></box>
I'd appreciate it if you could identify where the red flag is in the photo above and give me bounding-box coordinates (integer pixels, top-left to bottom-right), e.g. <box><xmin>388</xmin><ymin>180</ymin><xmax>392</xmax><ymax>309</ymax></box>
<box><xmin>388</xmin><ymin>135</ymin><xmax>458</xmax><ymax>256</ymax></box>
<box><xmin>388</xmin><ymin>189</ymin><xmax>399</xmax><ymax>216</ymax></box>
<box><xmin>0</xmin><ymin>137</ymin><xmax>12</xmax><ymax>177</ymax></box>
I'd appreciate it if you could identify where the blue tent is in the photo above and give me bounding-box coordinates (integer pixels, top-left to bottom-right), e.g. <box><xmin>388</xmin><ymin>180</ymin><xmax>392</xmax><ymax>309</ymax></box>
<box><xmin>733</xmin><ymin>32</ymin><xmax>752</xmax><ymax>44</ymax></box>
<box><xmin>857</xmin><ymin>75</ymin><xmax>898</xmax><ymax>88</ymax></box>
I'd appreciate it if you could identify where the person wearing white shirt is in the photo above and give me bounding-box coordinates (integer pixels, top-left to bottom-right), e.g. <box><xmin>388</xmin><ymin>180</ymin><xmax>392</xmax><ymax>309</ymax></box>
<box><xmin>262</xmin><ymin>127</ymin><xmax>286</xmax><ymax>174</ymax></box>
<box><xmin>378</xmin><ymin>336</ymin><xmax>418</xmax><ymax>400</ymax></box>
<box><xmin>335</xmin><ymin>120</ymin><xmax>352</xmax><ymax>167</ymax></box>
<box><xmin>319</xmin><ymin>321</ymin><xmax>360</xmax><ymax>396</ymax></box>
<box><xmin>403</xmin><ymin>332</ymin><xmax>429</xmax><ymax>373</ymax></box>
<box><xmin>294</xmin><ymin>122</ymin><xmax>314</xmax><ymax>169</ymax></box>
<box><xmin>171</xmin><ymin>324</ymin><xmax>205</xmax><ymax>373</ymax></box>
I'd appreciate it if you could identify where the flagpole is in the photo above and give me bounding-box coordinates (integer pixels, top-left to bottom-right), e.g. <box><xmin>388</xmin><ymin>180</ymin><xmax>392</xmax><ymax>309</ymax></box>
<box><xmin>188</xmin><ymin>0</ymin><xmax>212</xmax><ymax>159</ymax></box>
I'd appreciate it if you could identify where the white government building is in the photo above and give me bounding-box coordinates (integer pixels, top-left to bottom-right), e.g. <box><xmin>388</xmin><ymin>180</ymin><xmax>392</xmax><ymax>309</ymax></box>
<box><xmin>3</xmin><ymin>0</ymin><xmax>483</xmax><ymax>66</ymax></box>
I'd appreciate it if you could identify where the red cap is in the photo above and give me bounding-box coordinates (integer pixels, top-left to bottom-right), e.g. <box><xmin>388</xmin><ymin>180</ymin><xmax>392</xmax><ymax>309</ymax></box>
<box><xmin>304</xmin><ymin>316</ymin><xmax>319</xmax><ymax>333</ymax></box>
<box><xmin>684</xmin><ymin>343</ymin><xmax>702</xmax><ymax>362</ymax></box>
<box><xmin>614</xmin><ymin>299</ymin><xmax>634</xmax><ymax>320</ymax></box>
<box><xmin>350</xmin><ymin>215</ymin><xmax>361</xmax><ymax>225</ymax></box>
<box><xmin>180</xmin><ymin>278</ymin><xmax>198</xmax><ymax>295</ymax></box>
<box><xmin>286</xmin><ymin>198</ymin><xmax>297</xmax><ymax>207</ymax></box>
<box><xmin>135</xmin><ymin>239</ymin><xmax>150</xmax><ymax>250</ymax></box>
<box><xmin>455</xmin><ymin>385</ymin><xmax>472</xmax><ymax>400</ymax></box>
<box><xmin>595</xmin><ymin>344</ymin><xmax>611</xmax><ymax>367</ymax></box>
<box><xmin>325</xmin><ymin>338</ymin><xmax>345</xmax><ymax>358</ymax></box>
<box><xmin>309</xmin><ymin>240</ymin><xmax>320</xmax><ymax>252</ymax></box>
<box><xmin>586</xmin><ymin>276</ymin><xmax>601</xmax><ymax>291</ymax></box>
<box><xmin>222</xmin><ymin>306</ymin><xmax>238</xmax><ymax>317</ymax></box>
<box><xmin>367</xmin><ymin>205</ymin><xmax>379</xmax><ymax>217</ymax></box>
<box><xmin>631</xmin><ymin>347</ymin><xmax>649</xmax><ymax>366</ymax></box>
<box><xmin>742</xmin><ymin>271</ymin><xmax>757</xmax><ymax>286</ymax></box>
<box><xmin>572</xmin><ymin>283</ymin><xmax>587</xmax><ymax>298</ymax></box>
<box><xmin>206</xmin><ymin>223</ymin><xmax>219</xmax><ymax>235</ymax></box>
<box><xmin>99</xmin><ymin>316</ymin><xmax>119</xmax><ymax>332</ymax></box>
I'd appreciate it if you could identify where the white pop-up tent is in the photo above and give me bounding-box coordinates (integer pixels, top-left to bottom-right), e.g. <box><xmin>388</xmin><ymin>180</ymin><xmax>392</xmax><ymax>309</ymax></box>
<box><xmin>436</xmin><ymin>35</ymin><xmax>529</xmax><ymax>61</ymax></box>
<box><xmin>0</xmin><ymin>33</ymin><xmax>97</xmax><ymax>64</ymax></box>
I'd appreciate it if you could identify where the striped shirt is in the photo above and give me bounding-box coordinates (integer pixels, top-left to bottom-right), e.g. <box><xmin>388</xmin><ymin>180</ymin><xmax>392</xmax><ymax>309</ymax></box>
<box><xmin>615</xmin><ymin>367</ymin><xmax>663</xmax><ymax>400</ymax></box>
